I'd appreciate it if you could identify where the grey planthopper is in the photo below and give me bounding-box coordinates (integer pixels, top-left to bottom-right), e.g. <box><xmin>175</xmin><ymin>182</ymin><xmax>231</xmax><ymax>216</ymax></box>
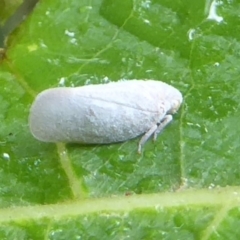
<box><xmin>29</xmin><ymin>80</ymin><xmax>183</xmax><ymax>153</ymax></box>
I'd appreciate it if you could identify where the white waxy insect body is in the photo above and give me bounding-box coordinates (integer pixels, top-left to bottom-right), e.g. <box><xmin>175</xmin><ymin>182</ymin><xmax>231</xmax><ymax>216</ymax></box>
<box><xmin>29</xmin><ymin>80</ymin><xmax>182</xmax><ymax>152</ymax></box>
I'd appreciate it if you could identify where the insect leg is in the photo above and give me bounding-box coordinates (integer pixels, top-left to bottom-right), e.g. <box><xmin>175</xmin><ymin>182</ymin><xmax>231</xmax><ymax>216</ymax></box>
<box><xmin>153</xmin><ymin>115</ymin><xmax>173</xmax><ymax>141</ymax></box>
<box><xmin>138</xmin><ymin>124</ymin><xmax>158</xmax><ymax>154</ymax></box>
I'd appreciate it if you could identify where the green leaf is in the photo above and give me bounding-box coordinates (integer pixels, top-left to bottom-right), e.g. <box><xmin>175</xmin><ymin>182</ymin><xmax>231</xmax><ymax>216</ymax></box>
<box><xmin>1</xmin><ymin>0</ymin><xmax>240</xmax><ymax>239</ymax></box>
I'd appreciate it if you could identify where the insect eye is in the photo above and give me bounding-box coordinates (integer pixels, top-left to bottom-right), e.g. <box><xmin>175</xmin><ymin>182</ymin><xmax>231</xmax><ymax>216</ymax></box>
<box><xmin>170</xmin><ymin>99</ymin><xmax>182</xmax><ymax>114</ymax></box>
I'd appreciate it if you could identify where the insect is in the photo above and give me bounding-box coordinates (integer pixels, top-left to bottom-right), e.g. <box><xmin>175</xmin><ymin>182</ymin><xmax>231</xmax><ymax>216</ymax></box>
<box><xmin>29</xmin><ymin>80</ymin><xmax>182</xmax><ymax>153</ymax></box>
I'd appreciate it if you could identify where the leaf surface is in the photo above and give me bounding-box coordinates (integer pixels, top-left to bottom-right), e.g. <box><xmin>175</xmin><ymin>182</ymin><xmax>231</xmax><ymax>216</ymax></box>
<box><xmin>1</xmin><ymin>0</ymin><xmax>240</xmax><ymax>239</ymax></box>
